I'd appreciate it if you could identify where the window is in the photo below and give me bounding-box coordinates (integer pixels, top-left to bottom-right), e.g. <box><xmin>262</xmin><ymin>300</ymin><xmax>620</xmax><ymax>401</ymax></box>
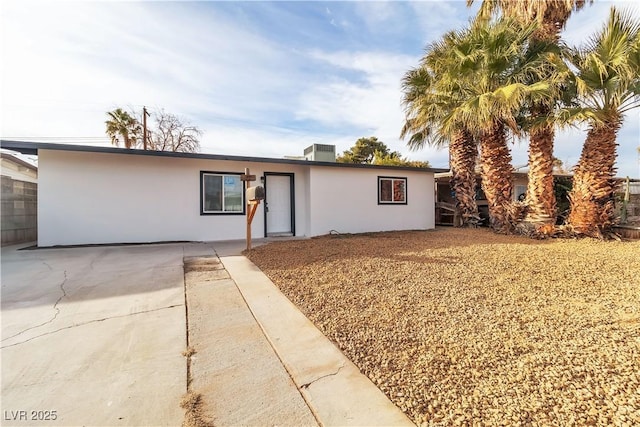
<box><xmin>201</xmin><ymin>172</ymin><xmax>245</xmax><ymax>215</ymax></box>
<box><xmin>378</xmin><ymin>176</ymin><xmax>407</xmax><ymax>205</ymax></box>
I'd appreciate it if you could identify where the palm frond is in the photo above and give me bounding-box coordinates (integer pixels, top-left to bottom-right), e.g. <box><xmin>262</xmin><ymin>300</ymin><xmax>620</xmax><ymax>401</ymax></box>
<box><xmin>569</xmin><ymin>7</ymin><xmax>640</xmax><ymax>121</ymax></box>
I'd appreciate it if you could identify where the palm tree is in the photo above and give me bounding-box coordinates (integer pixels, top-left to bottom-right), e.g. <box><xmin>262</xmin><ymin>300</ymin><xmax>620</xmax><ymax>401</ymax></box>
<box><xmin>468</xmin><ymin>0</ymin><xmax>591</xmax><ymax>230</ymax></box>
<box><xmin>105</xmin><ymin>108</ymin><xmax>141</xmax><ymax>149</ymax></box>
<box><xmin>434</xmin><ymin>19</ymin><xmax>557</xmax><ymax>232</ymax></box>
<box><xmin>565</xmin><ymin>8</ymin><xmax>640</xmax><ymax>237</ymax></box>
<box><xmin>401</xmin><ymin>60</ymin><xmax>480</xmax><ymax>227</ymax></box>
<box><xmin>471</xmin><ymin>0</ymin><xmax>590</xmax><ymax>41</ymax></box>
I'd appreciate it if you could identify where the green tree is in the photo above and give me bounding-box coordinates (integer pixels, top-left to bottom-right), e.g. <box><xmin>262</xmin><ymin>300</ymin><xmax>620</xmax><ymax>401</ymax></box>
<box><xmin>371</xmin><ymin>150</ymin><xmax>431</xmax><ymax>167</ymax></box>
<box><xmin>338</xmin><ymin>137</ymin><xmax>430</xmax><ymax>167</ymax></box>
<box><xmin>554</xmin><ymin>175</ymin><xmax>573</xmax><ymax>225</ymax></box>
<box><xmin>565</xmin><ymin>8</ymin><xmax>640</xmax><ymax>237</ymax></box>
<box><xmin>404</xmin><ymin>160</ymin><xmax>432</xmax><ymax>168</ymax></box>
<box><xmin>469</xmin><ymin>0</ymin><xmax>591</xmax><ymax>230</ymax></box>
<box><xmin>105</xmin><ymin>108</ymin><xmax>141</xmax><ymax>149</ymax></box>
<box><xmin>337</xmin><ymin>137</ymin><xmax>390</xmax><ymax>163</ymax></box>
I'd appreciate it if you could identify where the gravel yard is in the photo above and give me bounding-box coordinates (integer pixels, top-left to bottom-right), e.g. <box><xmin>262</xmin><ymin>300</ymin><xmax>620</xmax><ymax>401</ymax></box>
<box><xmin>246</xmin><ymin>228</ymin><xmax>640</xmax><ymax>426</ymax></box>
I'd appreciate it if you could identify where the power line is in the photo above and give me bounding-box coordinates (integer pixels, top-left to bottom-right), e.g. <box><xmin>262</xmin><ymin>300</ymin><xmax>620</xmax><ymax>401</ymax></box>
<box><xmin>0</xmin><ymin>137</ymin><xmax>111</xmax><ymax>145</ymax></box>
<box><xmin>2</xmin><ymin>137</ymin><xmax>107</xmax><ymax>139</ymax></box>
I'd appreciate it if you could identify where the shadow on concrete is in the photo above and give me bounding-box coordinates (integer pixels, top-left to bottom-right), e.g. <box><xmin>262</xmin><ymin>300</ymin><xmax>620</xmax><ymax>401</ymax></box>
<box><xmin>1</xmin><ymin>243</ymin><xmax>211</xmax><ymax>311</ymax></box>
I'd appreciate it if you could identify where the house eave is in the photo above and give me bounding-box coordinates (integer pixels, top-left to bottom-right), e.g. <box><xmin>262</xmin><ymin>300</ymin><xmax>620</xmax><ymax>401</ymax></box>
<box><xmin>0</xmin><ymin>140</ymin><xmax>447</xmax><ymax>173</ymax></box>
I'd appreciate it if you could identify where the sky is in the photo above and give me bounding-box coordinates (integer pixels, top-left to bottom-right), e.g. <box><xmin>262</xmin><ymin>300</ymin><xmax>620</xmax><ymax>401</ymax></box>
<box><xmin>1</xmin><ymin>0</ymin><xmax>640</xmax><ymax>177</ymax></box>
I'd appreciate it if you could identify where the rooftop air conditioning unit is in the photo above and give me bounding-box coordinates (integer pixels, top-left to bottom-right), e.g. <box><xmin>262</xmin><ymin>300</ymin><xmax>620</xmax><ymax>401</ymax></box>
<box><xmin>303</xmin><ymin>144</ymin><xmax>336</xmax><ymax>162</ymax></box>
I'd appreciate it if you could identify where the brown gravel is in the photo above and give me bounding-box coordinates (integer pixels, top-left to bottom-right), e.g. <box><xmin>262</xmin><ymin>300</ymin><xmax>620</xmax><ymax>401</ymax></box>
<box><xmin>246</xmin><ymin>228</ymin><xmax>640</xmax><ymax>427</ymax></box>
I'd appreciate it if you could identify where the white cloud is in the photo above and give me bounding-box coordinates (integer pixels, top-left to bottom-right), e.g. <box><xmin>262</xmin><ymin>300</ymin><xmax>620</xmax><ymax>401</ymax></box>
<box><xmin>355</xmin><ymin>1</ymin><xmax>403</xmax><ymax>30</ymax></box>
<box><xmin>1</xmin><ymin>0</ymin><xmax>638</xmax><ymax>176</ymax></box>
<box><xmin>1</xmin><ymin>1</ymin><xmax>295</xmax><ymax>136</ymax></box>
<box><xmin>296</xmin><ymin>50</ymin><xmax>422</xmax><ymax>157</ymax></box>
<box><xmin>200</xmin><ymin>122</ymin><xmax>340</xmax><ymax>160</ymax></box>
<box><xmin>563</xmin><ymin>0</ymin><xmax>640</xmax><ymax>46</ymax></box>
<box><xmin>409</xmin><ymin>1</ymin><xmax>473</xmax><ymax>45</ymax></box>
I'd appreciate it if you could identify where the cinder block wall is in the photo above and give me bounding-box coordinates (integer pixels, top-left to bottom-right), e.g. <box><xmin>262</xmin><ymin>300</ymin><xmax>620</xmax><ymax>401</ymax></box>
<box><xmin>1</xmin><ymin>176</ymin><xmax>37</xmax><ymax>245</ymax></box>
<box><xmin>625</xmin><ymin>194</ymin><xmax>640</xmax><ymax>221</ymax></box>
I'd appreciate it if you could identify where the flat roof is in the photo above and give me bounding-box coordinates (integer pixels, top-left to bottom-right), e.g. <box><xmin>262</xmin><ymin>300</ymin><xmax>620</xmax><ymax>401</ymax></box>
<box><xmin>0</xmin><ymin>140</ymin><xmax>446</xmax><ymax>173</ymax></box>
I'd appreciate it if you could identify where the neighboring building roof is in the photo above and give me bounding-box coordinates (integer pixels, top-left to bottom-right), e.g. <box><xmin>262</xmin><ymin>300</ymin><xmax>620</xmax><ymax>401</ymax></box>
<box><xmin>436</xmin><ymin>163</ymin><xmax>575</xmax><ymax>180</ymax></box>
<box><xmin>1</xmin><ymin>150</ymin><xmax>38</xmax><ymax>184</ymax></box>
<box><xmin>0</xmin><ymin>140</ymin><xmax>447</xmax><ymax>173</ymax></box>
<box><xmin>435</xmin><ymin>169</ymin><xmax>637</xmax><ymax>182</ymax></box>
<box><xmin>1</xmin><ymin>151</ymin><xmax>38</xmax><ymax>171</ymax></box>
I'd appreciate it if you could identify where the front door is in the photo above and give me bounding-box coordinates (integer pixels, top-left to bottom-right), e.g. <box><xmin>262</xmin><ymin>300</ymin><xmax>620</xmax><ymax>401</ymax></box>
<box><xmin>264</xmin><ymin>173</ymin><xmax>294</xmax><ymax>237</ymax></box>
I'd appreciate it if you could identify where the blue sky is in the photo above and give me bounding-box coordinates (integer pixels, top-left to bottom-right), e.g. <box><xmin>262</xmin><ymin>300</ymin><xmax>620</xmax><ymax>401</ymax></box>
<box><xmin>2</xmin><ymin>0</ymin><xmax>639</xmax><ymax>177</ymax></box>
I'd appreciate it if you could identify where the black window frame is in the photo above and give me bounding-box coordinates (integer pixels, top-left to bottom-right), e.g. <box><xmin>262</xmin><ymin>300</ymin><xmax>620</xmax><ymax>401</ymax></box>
<box><xmin>200</xmin><ymin>171</ymin><xmax>246</xmax><ymax>215</ymax></box>
<box><xmin>378</xmin><ymin>176</ymin><xmax>408</xmax><ymax>205</ymax></box>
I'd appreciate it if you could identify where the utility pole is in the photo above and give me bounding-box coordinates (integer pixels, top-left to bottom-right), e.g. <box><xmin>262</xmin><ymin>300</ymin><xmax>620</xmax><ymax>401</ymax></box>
<box><xmin>142</xmin><ymin>106</ymin><xmax>150</xmax><ymax>150</ymax></box>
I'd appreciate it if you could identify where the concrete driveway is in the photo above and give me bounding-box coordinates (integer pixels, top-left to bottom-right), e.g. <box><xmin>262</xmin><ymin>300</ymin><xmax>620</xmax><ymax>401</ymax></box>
<box><xmin>1</xmin><ymin>240</ymin><xmax>413</xmax><ymax>427</ymax></box>
<box><xmin>1</xmin><ymin>243</ymin><xmax>188</xmax><ymax>426</ymax></box>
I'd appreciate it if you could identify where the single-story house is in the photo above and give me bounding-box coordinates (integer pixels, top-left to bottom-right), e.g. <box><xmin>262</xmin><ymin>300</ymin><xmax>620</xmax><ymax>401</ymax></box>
<box><xmin>434</xmin><ymin>169</ymin><xmax>558</xmax><ymax>225</ymax></box>
<box><xmin>0</xmin><ymin>141</ymin><xmax>443</xmax><ymax>247</ymax></box>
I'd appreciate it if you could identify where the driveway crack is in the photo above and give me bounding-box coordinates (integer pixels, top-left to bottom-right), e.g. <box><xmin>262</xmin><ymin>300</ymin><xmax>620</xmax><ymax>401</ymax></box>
<box><xmin>1</xmin><ymin>271</ymin><xmax>68</xmax><ymax>343</ymax></box>
<box><xmin>1</xmin><ymin>304</ymin><xmax>183</xmax><ymax>349</ymax></box>
<box><xmin>300</xmin><ymin>362</ymin><xmax>346</xmax><ymax>389</ymax></box>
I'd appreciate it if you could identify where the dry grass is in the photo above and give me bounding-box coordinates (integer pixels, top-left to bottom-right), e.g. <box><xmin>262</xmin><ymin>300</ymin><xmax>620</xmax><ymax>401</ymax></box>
<box><xmin>180</xmin><ymin>392</ymin><xmax>214</xmax><ymax>427</ymax></box>
<box><xmin>246</xmin><ymin>227</ymin><xmax>640</xmax><ymax>426</ymax></box>
<box><xmin>182</xmin><ymin>346</ymin><xmax>197</xmax><ymax>358</ymax></box>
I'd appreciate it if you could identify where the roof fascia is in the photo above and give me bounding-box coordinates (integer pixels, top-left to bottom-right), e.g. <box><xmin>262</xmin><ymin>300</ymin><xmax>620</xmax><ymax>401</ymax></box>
<box><xmin>0</xmin><ymin>140</ymin><xmax>446</xmax><ymax>173</ymax></box>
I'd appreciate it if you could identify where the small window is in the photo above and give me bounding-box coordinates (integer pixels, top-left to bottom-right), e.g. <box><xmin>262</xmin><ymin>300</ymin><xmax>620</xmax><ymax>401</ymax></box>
<box><xmin>378</xmin><ymin>176</ymin><xmax>407</xmax><ymax>205</ymax></box>
<box><xmin>515</xmin><ymin>185</ymin><xmax>527</xmax><ymax>202</ymax></box>
<box><xmin>201</xmin><ymin>171</ymin><xmax>245</xmax><ymax>215</ymax></box>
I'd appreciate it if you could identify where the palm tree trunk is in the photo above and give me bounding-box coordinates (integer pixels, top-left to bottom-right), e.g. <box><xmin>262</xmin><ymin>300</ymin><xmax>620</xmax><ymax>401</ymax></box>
<box><xmin>567</xmin><ymin>120</ymin><xmax>621</xmax><ymax>237</ymax></box>
<box><xmin>524</xmin><ymin>120</ymin><xmax>557</xmax><ymax>226</ymax></box>
<box><xmin>480</xmin><ymin>121</ymin><xmax>515</xmax><ymax>233</ymax></box>
<box><xmin>450</xmin><ymin>129</ymin><xmax>480</xmax><ymax>227</ymax></box>
<box><xmin>520</xmin><ymin>17</ymin><xmax>566</xmax><ymax>233</ymax></box>
<box><xmin>523</xmin><ymin>27</ymin><xmax>561</xmax><ymax>232</ymax></box>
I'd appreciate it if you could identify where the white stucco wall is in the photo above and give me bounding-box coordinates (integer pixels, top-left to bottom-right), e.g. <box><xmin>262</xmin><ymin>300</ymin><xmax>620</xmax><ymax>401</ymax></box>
<box><xmin>38</xmin><ymin>149</ymin><xmax>435</xmax><ymax>246</ymax></box>
<box><xmin>307</xmin><ymin>166</ymin><xmax>434</xmax><ymax>236</ymax></box>
<box><xmin>38</xmin><ymin>150</ymin><xmax>309</xmax><ymax>246</ymax></box>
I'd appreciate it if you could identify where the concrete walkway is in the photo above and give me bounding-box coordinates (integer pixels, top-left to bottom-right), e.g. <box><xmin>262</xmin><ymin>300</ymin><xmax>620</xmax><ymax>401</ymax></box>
<box><xmin>222</xmin><ymin>255</ymin><xmax>414</xmax><ymax>426</ymax></box>
<box><xmin>1</xmin><ymin>240</ymin><xmax>413</xmax><ymax>426</ymax></box>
